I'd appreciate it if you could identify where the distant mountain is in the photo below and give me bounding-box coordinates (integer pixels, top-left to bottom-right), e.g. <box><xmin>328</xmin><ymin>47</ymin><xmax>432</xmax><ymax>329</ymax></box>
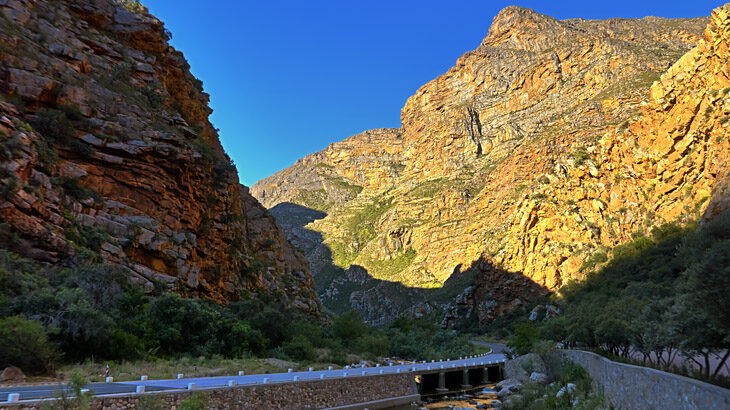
<box><xmin>252</xmin><ymin>4</ymin><xmax>730</xmax><ymax>325</ymax></box>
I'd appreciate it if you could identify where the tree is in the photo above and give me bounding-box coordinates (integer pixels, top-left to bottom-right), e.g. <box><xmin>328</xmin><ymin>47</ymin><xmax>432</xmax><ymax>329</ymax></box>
<box><xmin>508</xmin><ymin>322</ymin><xmax>539</xmax><ymax>356</ymax></box>
<box><xmin>0</xmin><ymin>316</ymin><xmax>57</xmax><ymax>374</ymax></box>
<box><xmin>674</xmin><ymin>241</ymin><xmax>730</xmax><ymax>377</ymax></box>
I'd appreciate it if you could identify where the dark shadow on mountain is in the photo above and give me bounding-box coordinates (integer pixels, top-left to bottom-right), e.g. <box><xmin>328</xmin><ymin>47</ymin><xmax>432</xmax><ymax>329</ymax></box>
<box><xmin>268</xmin><ymin>202</ymin><xmax>327</xmax><ymax>255</ymax></box>
<box><xmin>267</xmin><ymin>202</ymin><xmax>548</xmax><ymax>329</ymax></box>
<box><xmin>269</xmin><ymin>202</ymin><xmax>327</xmax><ymax>228</ymax></box>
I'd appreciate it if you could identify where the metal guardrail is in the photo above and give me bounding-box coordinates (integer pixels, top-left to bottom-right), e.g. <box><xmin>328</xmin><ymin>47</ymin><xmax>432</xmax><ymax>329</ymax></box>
<box><xmin>1</xmin><ymin>353</ymin><xmax>506</xmax><ymax>403</ymax></box>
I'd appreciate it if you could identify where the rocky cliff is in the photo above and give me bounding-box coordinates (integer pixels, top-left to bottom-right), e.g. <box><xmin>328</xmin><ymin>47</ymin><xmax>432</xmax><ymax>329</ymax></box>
<box><xmin>0</xmin><ymin>0</ymin><xmax>319</xmax><ymax>315</ymax></box>
<box><xmin>252</xmin><ymin>5</ymin><xmax>730</xmax><ymax>324</ymax></box>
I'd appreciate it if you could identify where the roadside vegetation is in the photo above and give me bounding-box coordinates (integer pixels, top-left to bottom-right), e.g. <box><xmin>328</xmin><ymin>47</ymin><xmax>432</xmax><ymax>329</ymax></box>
<box><xmin>0</xmin><ymin>251</ymin><xmax>474</xmax><ymax>379</ymax></box>
<box><xmin>503</xmin><ymin>345</ymin><xmax>606</xmax><ymax>410</ymax></box>
<box><xmin>495</xmin><ymin>210</ymin><xmax>730</xmax><ymax>388</ymax></box>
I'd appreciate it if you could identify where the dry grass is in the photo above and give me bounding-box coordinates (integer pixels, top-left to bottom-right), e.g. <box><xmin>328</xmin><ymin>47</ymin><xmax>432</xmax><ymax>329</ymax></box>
<box><xmin>57</xmin><ymin>357</ymin><xmax>320</xmax><ymax>383</ymax></box>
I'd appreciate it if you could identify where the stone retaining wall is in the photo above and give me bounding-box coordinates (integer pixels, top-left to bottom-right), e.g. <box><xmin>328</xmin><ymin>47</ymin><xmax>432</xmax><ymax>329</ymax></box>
<box><xmin>559</xmin><ymin>350</ymin><xmax>730</xmax><ymax>410</ymax></box>
<box><xmin>0</xmin><ymin>373</ymin><xmax>417</xmax><ymax>409</ymax></box>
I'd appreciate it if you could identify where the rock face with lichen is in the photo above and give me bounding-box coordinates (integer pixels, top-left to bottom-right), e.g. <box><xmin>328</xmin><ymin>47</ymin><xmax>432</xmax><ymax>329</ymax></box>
<box><xmin>0</xmin><ymin>0</ymin><xmax>320</xmax><ymax>315</ymax></box>
<box><xmin>252</xmin><ymin>5</ymin><xmax>730</xmax><ymax>325</ymax></box>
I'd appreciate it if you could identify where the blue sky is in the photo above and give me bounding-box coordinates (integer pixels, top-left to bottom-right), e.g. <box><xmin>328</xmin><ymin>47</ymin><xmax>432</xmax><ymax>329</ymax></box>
<box><xmin>143</xmin><ymin>0</ymin><xmax>722</xmax><ymax>186</ymax></box>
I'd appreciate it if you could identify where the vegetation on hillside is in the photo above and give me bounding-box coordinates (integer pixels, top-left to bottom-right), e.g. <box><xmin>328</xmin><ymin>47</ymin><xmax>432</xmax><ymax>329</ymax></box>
<box><xmin>0</xmin><ymin>251</ymin><xmax>474</xmax><ymax>375</ymax></box>
<box><xmin>500</xmin><ymin>210</ymin><xmax>730</xmax><ymax>387</ymax></box>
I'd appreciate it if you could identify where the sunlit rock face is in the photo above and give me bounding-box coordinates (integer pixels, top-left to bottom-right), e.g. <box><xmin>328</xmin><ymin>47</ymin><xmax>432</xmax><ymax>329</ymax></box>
<box><xmin>253</xmin><ymin>4</ymin><xmax>730</xmax><ymax>325</ymax></box>
<box><xmin>0</xmin><ymin>0</ymin><xmax>320</xmax><ymax>316</ymax></box>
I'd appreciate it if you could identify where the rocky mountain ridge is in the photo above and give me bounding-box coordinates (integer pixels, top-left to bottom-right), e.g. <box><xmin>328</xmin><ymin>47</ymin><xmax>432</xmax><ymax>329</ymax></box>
<box><xmin>252</xmin><ymin>5</ymin><xmax>730</xmax><ymax>325</ymax></box>
<box><xmin>0</xmin><ymin>0</ymin><xmax>319</xmax><ymax>315</ymax></box>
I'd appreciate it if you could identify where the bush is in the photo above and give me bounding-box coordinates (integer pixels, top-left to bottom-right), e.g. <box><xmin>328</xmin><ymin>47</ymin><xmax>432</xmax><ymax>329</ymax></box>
<box><xmin>354</xmin><ymin>333</ymin><xmax>391</xmax><ymax>358</ymax></box>
<box><xmin>332</xmin><ymin>310</ymin><xmax>367</xmax><ymax>342</ymax></box>
<box><xmin>281</xmin><ymin>334</ymin><xmax>316</xmax><ymax>361</ymax></box>
<box><xmin>179</xmin><ymin>392</ymin><xmax>209</xmax><ymax>410</ymax></box>
<box><xmin>0</xmin><ymin>175</ymin><xmax>18</xmax><ymax>200</ymax></box>
<box><xmin>0</xmin><ymin>316</ymin><xmax>57</xmax><ymax>374</ymax></box>
<box><xmin>53</xmin><ymin>176</ymin><xmax>102</xmax><ymax>202</ymax></box>
<box><xmin>508</xmin><ymin>322</ymin><xmax>539</xmax><ymax>356</ymax></box>
<box><xmin>33</xmin><ymin>108</ymin><xmax>75</xmax><ymax>143</ymax></box>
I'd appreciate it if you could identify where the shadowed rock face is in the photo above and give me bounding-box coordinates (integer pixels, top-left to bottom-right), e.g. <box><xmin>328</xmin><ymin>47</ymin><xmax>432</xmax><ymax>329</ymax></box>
<box><xmin>0</xmin><ymin>0</ymin><xmax>319</xmax><ymax>315</ymax></box>
<box><xmin>252</xmin><ymin>5</ymin><xmax>730</xmax><ymax>325</ymax></box>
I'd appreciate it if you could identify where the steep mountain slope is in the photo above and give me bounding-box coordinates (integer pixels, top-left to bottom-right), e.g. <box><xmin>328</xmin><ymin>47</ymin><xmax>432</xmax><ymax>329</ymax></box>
<box><xmin>252</xmin><ymin>5</ymin><xmax>730</xmax><ymax>324</ymax></box>
<box><xmin>0</xmin><ymin>0</ymin><xmax>319</xmax><ymax>314</ymax></box>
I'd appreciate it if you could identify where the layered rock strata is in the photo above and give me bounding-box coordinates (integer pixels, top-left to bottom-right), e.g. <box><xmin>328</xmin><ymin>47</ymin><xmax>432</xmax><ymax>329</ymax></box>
<box><xmin>0</xmin><ymin>0</ymin><xmax>319</xmax><ymax>314</ymax></box>
<box><xmin>253</xmin><ymin>5</ymin><xmax>730</xmax><ymax>324</ymax></box>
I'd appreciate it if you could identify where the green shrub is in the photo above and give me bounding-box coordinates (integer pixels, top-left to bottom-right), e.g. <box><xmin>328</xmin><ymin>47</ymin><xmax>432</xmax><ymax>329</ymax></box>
<box><xmin>507</xmin><ymin>322</ymin><xmax>539</xmax><ymax>356</ymax></box>
<box><xmin>572</xmin><ymin>147</ymin><xmax>591</xmax><ymax>166</ymax></box>
<box><xmin>0</xmin><ymin>132</ymin><xmax>23</xmax><ymax>161</ymax></box>
<box><xmin>141</xmin><ymin>82</ymin><xmax>165</xmax><ymax>108</ymax></box>
<box><xmin>179</xmin><ymin>392</ymin><xmax>209</xmax><ymax>410</ymax></box>
<box><xmin>33</xmin><ymin>108</ymin><xmax>75</xmax><ymax>143</ymax></box>
<box><xmin>0</xmin><ymin>316</ymin><xmax>58</xmax><ymax>374</ymax></box>
<box><xmin>332</xmin><ymin>310</ymin><xmax>367</xmax><ymax>341</ymax></box>
<box><xmin>34</xmin><ymin>139</ymin><xmax>58</xmax><ymax>171</ymax></box>
<box><xmin>354</xmin><ymin>333</ymin><xmax>391</xmax><ymax>358</ymax></box>
<box><xmin>53</xmin><ymin>176</ymin><xmax>102</xmax><ymax>202</ymax></box>
<box><xmin>281</xmin><ymin>334</ymin><xmax>316</xmax><ymax>361</ymax></box>
<box><xmin>0</xmin><ymin>175</ymin><xmax>18</xmax><ymax>199</ymax></box>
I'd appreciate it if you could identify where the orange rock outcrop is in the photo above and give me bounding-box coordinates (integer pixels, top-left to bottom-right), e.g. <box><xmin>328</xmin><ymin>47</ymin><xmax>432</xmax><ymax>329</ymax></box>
<box><xmin>252</xmin><ymin>5</ymin><xmax>730</xmax><ymax>324</ymax></box>
<box><xmin>0</xmin><ymin>0</ymin><xmax>319</xmax><ymax>314</ymax></box>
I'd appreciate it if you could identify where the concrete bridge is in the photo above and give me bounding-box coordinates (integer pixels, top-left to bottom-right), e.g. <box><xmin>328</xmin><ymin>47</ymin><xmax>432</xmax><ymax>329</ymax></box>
<box><xmin>0</xmin><ymin>352</ymin><xmax>506</xmax><ymax>408</ymax></box>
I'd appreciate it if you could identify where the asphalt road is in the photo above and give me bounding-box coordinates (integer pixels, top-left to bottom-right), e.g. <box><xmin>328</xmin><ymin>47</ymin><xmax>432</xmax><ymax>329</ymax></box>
<box><xmin>470</xmin><ymin>341</ymin><xmax>507</xmax><ymax>354</ymax></box>
<box><xmin>0</xmin><ymin>352</ymin><xmax>506</xmax><ymax>402</ymax></box>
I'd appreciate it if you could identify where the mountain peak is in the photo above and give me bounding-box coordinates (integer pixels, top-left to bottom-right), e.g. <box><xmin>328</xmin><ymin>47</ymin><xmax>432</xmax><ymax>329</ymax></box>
<box><xmin>482</xmin><ymin>6</ymin><xmax>562</xmax><ymax>51</ymax></box>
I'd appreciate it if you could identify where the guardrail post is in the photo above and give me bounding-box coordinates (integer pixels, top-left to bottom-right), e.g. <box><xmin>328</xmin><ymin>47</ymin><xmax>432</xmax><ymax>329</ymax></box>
<box><xmin>187</xmin><ymin>383</ymin><xmax>195</xmax><ymax>390</ymax></box>
<box><xmin>141</xmin><ymin>375</ymin><xmax>148</xmax><ymax>381</ymax></box>
<box><xmin>177</xmin><ymin>374</ymin><xmax>183</xmax><ymax>380</ymax></box>
<box><xmin>238</xmin><ymin>371</ymin><xmax>244</xmax><ymax>376</ymax></box>
<box><xmin>106</xmin><ymin>377</ymin><xmax>114</xmax><ymax>383</ymax></box>
<box><xmin>308</xmin><ymin>367</ymin><xmax>313</xmax><ymax>372</ymax></box>
<box><xmin>227</xmin><ymin>380</ymin><xmax>236</xmax><ymax>387</ymax></box>
<box><xmin>136</xmin><ymin>386</ymin><xmax>145</xmax><ymax>394</ymax></box>
<box><xmin>328</xmin><ymin>366</ymin><xmax>333</xmax><ymax>370</ymax></box>
<box><xmin>361</xmin><ymin>370</ymin><xmax>366</xmax><ymax>376</ymax></box>
<box><xmin>319</xmin><ymin>374</ymin><xmax>325</xmax><ymax>380</ymax></box>
<box><xmin>293</xmin><ymin>376</ymin><xmax>299</xmax><ymax>381</ymax></box>
<box><xmin>262</xmin><ymin>378</ymin><xmax>269</xmax><ymax>384</ymax></box>
<box><xmin>287</xmin><ymin>368</ymin><xmax>293</xmax><ymax>373</ymax></box>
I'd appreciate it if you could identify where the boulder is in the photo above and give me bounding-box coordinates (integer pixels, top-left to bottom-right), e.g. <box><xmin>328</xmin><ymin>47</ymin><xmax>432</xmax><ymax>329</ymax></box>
<box><xmin>529</xmin><ymin>372</ymin><xmax>549</xmax><ymax>384</ymax></box>
<box><xmin>1</xmin><ymin>366</ymin><xmax>26</xmax><ymax>382</ymax></box>
<box><xmin>496</xmin><ymin>377</ymin><xmax>522</xmax><ymax>392</ymax></box>
<box><xmin>504</xmin><ymin>353</ymin><xmax>547</xmax><ymax>383</ymax></box>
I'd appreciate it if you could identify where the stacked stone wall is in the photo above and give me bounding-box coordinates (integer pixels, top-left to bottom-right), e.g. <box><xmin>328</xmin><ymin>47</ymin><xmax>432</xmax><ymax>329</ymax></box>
<box><xmin>559</xmin><ymin>350</ymin><xmax>730</xmax><ymax>410</ymax></box>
